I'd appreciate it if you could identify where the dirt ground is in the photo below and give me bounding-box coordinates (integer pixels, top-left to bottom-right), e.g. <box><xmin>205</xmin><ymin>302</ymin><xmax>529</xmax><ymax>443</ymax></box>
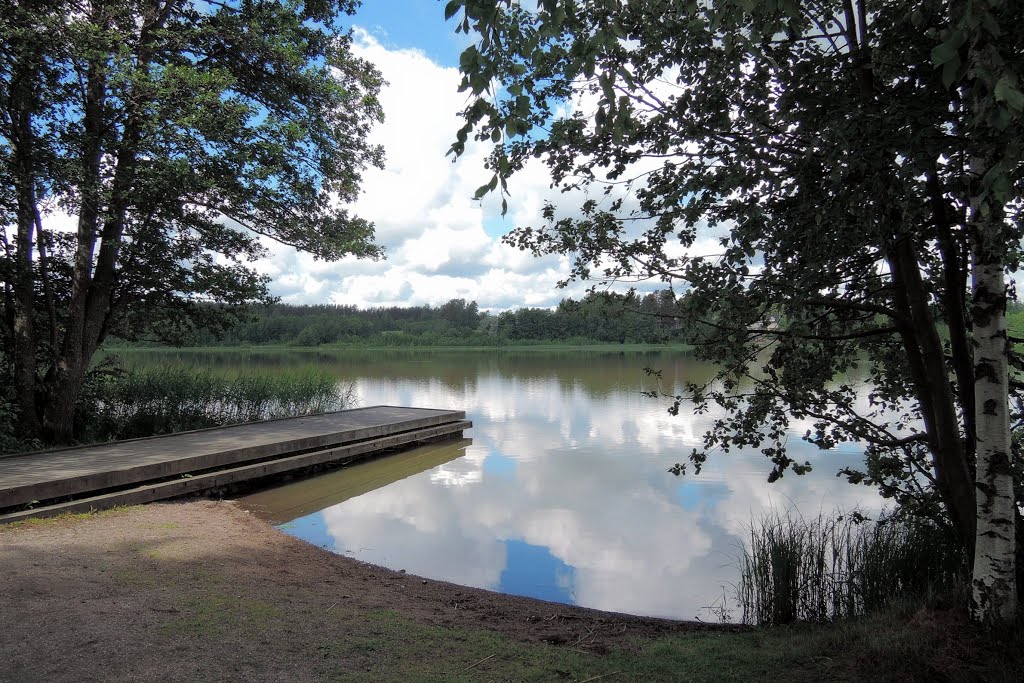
<box><xmin>0</xmin><ymin>501</ymin><xmax>731</xmax><ymax>682</ymax></box>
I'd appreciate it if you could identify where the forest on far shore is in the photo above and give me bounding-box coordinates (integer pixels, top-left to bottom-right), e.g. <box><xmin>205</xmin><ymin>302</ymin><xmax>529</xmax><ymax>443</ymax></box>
<box><xmin>111</xmin><ymin>292</ymin><xmax>1024</xmax><ymax>350</ymax></box>
<box><xmin>111</xmin><ymin>291</ymin><xmax>690</xmax><ymax>348</ymax></box>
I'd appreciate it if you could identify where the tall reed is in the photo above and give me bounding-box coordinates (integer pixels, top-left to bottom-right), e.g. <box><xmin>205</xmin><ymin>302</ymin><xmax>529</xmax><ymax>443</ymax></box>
<box><xmin>737</xmin><ymin>508</ymin><xmax>967</xmax><ymax>625</ymax></box>
<box><xmin>80</xmin><ymin>365</ymin><xmax>355</xmax><ymax>442</ymax></box>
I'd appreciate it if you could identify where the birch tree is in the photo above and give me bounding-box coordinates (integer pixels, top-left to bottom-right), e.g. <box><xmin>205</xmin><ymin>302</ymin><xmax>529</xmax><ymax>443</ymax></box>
<box><xmin>958</xmin><ymin>0</ymin><xmax>1019</xmax><ymax>625</ymax></box>
<box><xmin>447</xmin><ymin>0</ymin><xmax>1022</xmax><ymax>624</ymax></box>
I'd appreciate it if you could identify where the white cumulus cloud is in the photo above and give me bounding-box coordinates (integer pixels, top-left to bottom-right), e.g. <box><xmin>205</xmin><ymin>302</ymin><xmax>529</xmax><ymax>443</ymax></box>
<box><xmin>252</xmin><ymin>29</ymin><xmax>597</xmax><ymax>311</ymax></box>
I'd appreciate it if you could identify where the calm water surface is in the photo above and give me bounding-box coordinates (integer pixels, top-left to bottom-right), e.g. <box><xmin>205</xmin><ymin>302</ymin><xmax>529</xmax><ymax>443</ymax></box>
<box><xmin>131</xmin><ymin>348</ymin><xmax>881</xmax><ymax>620</ymax></box>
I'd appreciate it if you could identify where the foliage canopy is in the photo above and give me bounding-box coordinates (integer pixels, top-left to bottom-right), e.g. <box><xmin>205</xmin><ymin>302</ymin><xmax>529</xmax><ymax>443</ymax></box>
<box><xmin>0</xmin><ymin>0</ymin><xmax>384</xmax><ymax>441</ymax></box>
<box><xmin>447</xmin><ymin>0</ymin><xmax>1023</xmax><ymax>622</ymax></box>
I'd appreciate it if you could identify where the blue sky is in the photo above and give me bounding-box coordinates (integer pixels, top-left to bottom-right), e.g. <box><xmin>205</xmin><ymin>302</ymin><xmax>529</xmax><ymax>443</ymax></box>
<box><xmin>247</xmin><ymin>0</ymin><xmax>593</xmax><ymax>310</ymax></box>
<box><xmin>348</xmin><ymin>0</ymin><xmax>468</xmax><ymax>67</ymax></box>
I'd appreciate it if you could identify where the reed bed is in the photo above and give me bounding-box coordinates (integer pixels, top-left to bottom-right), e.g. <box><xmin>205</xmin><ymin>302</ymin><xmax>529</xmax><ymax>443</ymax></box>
<box><xmin>737</xmin><ymin>508</ymin><xmax>967</xmax><ymax>625</ymax></box>
<box><xmin>81</xmin><ymin>365</ymin><xmax>356</xmax><ymax>441</ymax></box>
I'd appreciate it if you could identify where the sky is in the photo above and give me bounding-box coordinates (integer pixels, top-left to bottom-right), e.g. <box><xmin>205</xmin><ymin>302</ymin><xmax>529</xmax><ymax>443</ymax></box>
<box><xmin>253</xmin><ymin>0</ymin><xmax>608</xmax><ymax>311</ymax></box>
<box><xmin>28</xmin><ymin>2</ymin><xmax>1024</xmax><ymax>313</ymax></box>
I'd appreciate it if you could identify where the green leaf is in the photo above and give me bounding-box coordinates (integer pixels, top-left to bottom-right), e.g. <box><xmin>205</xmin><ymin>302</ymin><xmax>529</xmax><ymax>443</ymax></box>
<box><xmin>930</xmin><ymin>29</ymin><xmax>965</xmax><ymax>66</ymax></box>
<box><xmin>444</xmin><ymin>0</ymin><xmax>462</xmax><ymax>21</ymax></box>
<box><xmin>459</xmin><ymin>46</ymin><xmax>478</xmax><ymax>68</ymax></box>
<box><xmin>994</xmin><ymin>75</ymin><xmax>1024</xmax><ymax>111</ymax></box>
<box><xmin>992</xmin><ymin>107</ymin><xmax>1014</xmax><ymax>130</ymax></box>
<box><xmin>942</xmin><ymin>59</ymin><xmax>960</xmax><ymax>88</ymax></box>
<box><xmin>981</xmin><ymin>11</ymin><xmax>1001</xmax><ymax>37</ymax></box>
<box><xmin>617</xmin><ymin>67</ymin><xmax>635</xmax><ymax>90</ymax></box>
<box><xmin>599</xmin><ymin>73</ymin><xmax>615</xmax><ymax>104</ymax></box>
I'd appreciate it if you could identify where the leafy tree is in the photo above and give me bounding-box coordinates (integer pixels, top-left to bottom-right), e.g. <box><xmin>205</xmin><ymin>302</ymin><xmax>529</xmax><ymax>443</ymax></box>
<box><xmin>145</xmin><ymin>295</ymin><xmax>680</xmax><ymax>346</ymax></box>
<box><xmin>447</xmin><ymin>0</ymin><xmax>1022</xmax><ymax>624</ymax></box>
<box><xmin>439</xmin><ymin>297</ymin><xmax>481</xmax><ymax>329</ymax></box>
<box><xmin>0</xmin><ymin>0</ymin><xmax>384</xmax><ymax>442</ymax></box>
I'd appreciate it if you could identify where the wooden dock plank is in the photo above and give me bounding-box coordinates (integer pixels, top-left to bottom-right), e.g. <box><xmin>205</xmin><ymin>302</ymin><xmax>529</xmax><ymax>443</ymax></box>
<box><xmin>0</xmin><ymin>406</ymin><xmax>467</xmax><ymax>510</ymax></box>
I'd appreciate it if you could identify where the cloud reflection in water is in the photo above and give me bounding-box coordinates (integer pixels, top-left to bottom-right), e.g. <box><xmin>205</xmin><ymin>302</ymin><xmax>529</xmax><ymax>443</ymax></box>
<box><xmin>251</xmin><ymin>351</ymin><xmax>881</xmax><ymax>620</ymax></box>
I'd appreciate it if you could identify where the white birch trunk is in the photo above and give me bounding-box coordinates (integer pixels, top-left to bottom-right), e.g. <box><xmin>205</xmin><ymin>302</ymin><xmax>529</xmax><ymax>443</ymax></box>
<box><xmin>970</xmin><ymin>255</ymin><xmax>1018</xmax><ymax>625</ymax></box>
<box><xmin>961</xmin><ymin>1</ymin><xmax>1021</xmax><ymax>625</ymax></box>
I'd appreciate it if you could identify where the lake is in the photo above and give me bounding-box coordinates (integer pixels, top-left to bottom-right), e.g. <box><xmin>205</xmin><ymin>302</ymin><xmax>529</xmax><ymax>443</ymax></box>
<box><xmin>126</xmin><ymin>348</ymin><xmax>881</xmax><ymax>620</ymax></box>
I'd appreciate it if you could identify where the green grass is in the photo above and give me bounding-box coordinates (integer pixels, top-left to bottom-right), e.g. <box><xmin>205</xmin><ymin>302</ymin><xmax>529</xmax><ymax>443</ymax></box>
<box><xmin>1008</xmin><ymin>308</ymin><xmax>1024</xmax><ymax>343</ymax></box>
<box><xmin>151</xmin><ymin>597</ymin><xmax>1023</xmax><ymax>682</ymax></box>
<box><xmin>1</xmin><ymin>363</ymin><xmax>359</xmax><ymax>454</ymax></box>
<box><xmin>2</xmin><ymin>505</ymin><xmax>141</xmax><ymax>528</ymax></box>
<box><xmin>159</xmin><ymin>594</ymin><xmax>284</xmax><ymax>639</ymax></box>
<box><xmin>78</xmin><ymin>365</ymin><xmax>355</xmax><ymax>442</ymax></box>
<box><xmin>738</xmin><ymin>509</ymin><xmax>967</xmax><ymax>625</ymax></box>
<box><xmin>339</xmin><ymin>605</ymin><xmax>1023</xmax><ymax>682</ymax></box>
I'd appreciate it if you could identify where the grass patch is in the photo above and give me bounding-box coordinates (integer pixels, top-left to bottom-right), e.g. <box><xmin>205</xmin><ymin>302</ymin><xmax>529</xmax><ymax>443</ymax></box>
<box><xmin>1</xmin><ymin>362</ymin><xmax>358</xmax><ymax>454</ymax></box>
<box><xmin>159</xmin><ymin>593</ymin><xmax>284</xmax><ymax>639</ymax></box>
<box><xmin>653</xmin><ymin>604</ymin><xmax>1022</xmax><ymax>682</ymax></box>
<box><xmin>312</xmin><ymin>606</ymin><xmax>1024</xmax><ymax>682</ymax></box>
<box><xmin>2</xmin><ymin>505</ymin><xmax>141</xmax><ymax>528</ymax></box>
<box><xmin>186</xmin><ymin>568</ymin><xmax>225</xmax><ymax>585</ymax></box>
<box><xmin>320</xmin><ymin>609</ymin><xmax>621</xmax><ymax>683</ymax></box>
<box><xmin>112</xmin><ymin>568</ymin><xmax>160</xmax><ymax>588</ymax></box>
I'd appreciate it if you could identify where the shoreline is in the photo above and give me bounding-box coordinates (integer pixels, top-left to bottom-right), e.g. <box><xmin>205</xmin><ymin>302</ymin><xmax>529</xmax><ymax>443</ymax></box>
<box><xmin>0</xmin><ymin>501</ymin><xmax>729</xmax><ymax>682</ymax></box>
<box><xmin>2</xmin><ymin>500</ymin><xmax>1017</xmax><ymax>682</ymax></box>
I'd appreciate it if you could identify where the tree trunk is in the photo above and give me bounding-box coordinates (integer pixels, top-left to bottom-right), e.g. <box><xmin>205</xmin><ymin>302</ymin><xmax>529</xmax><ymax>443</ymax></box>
<box><xmin>11</xmin><ymin>185</ymin><xmax>39</xmax><ymax>438</ymax></box>
<box><xmin>969</xmin><ymin>224</ymin><xmax>1017</xmax><ymax>625</ymax></box>
<box><xmin>42</xmin><ymin>359</ymin><xmax>90</xmax><ymax>445</ymax></box>
<box><xmin>9</xmin><ymin>65</ymin><xmax>41</xmax><ymax>438</ymax></box>
<box><xmin>929</xmin><ymin>171</ymin><xmax>976</xmax><ymax>466</ymax></box>
<box><xmin>887</xmin><ymin>234</ymin><xmax>977</xmax><ymax>547</ymax></box>
<box><xmin>961</xmin><ymin>5</ymin><xmax>1018</xmax><ymax>621</ymax></box>
<box><xmin>39</xmin><ymin>0</ymin><xmax>159</xmax><ymax>444</ymax></box>
<box><xmin>39</xmin><ymin>2</ymin><xmax>116</xmax><ymax>444</ymax></box>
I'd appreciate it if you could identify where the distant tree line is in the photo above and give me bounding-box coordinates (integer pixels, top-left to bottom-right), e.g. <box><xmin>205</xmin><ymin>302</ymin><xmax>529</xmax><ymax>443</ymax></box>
<box><xmin>112</xmin><ymin>290</ymin><xmax>689</xmax><ymax>348</ymax></box>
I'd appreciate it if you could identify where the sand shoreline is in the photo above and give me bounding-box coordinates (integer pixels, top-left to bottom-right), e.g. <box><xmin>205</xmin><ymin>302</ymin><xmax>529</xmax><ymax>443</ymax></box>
<box><xmin>0</xmin><ymin>500</ymin><xmax>729</xmax><ymax>682</ymax></box>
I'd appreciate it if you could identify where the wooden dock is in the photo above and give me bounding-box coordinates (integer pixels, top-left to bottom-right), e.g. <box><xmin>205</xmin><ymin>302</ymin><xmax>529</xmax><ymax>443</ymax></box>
<box><xmin>0</xmin><ymin>406</ymin><xmax>470</xmax><ymax>523</ymax></box>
